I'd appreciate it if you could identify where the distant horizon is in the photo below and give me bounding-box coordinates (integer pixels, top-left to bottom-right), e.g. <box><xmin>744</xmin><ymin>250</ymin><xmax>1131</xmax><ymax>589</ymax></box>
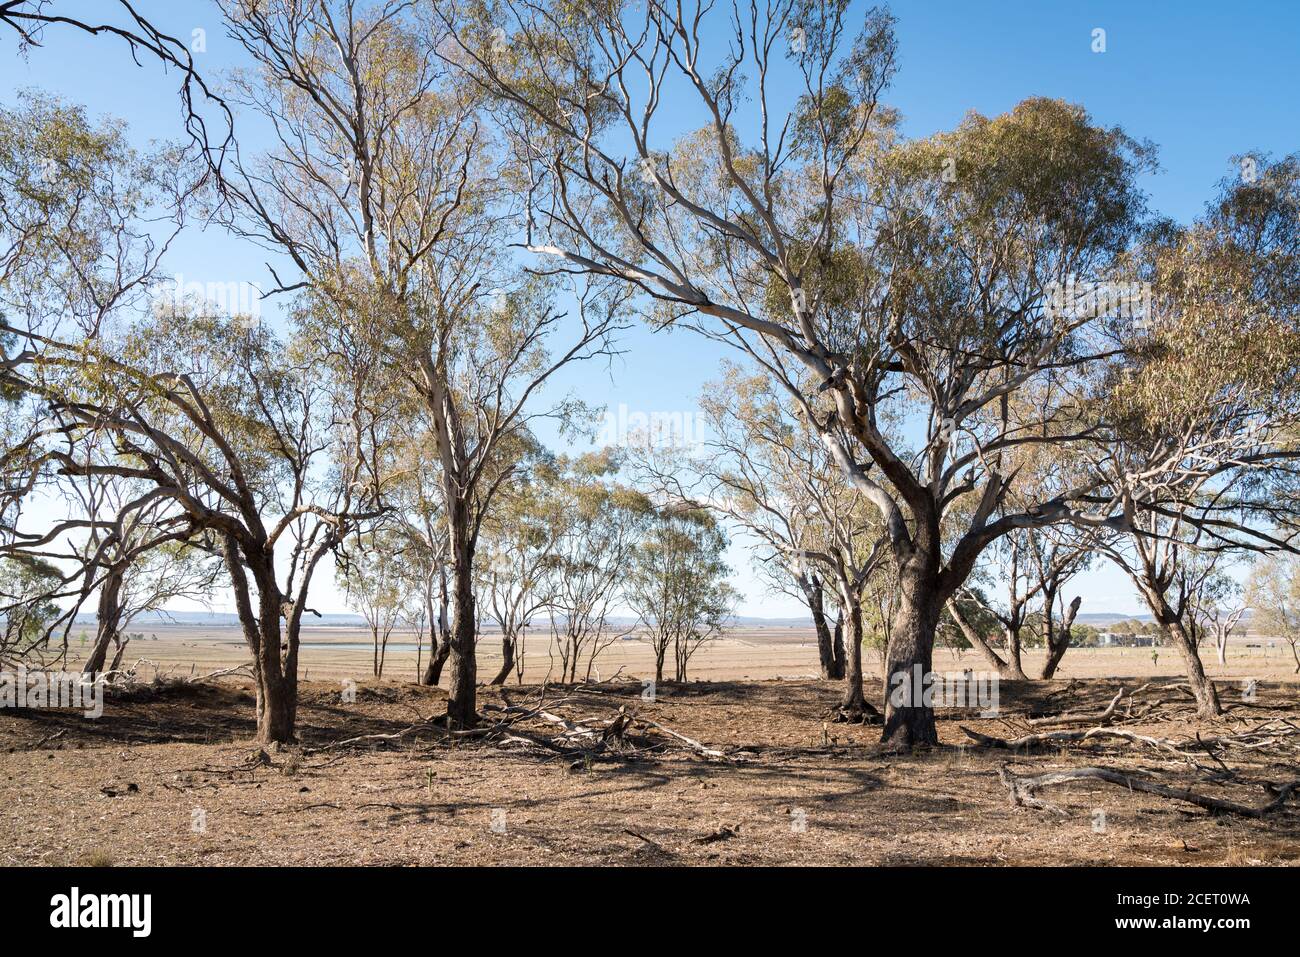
<box><xmin>83</xmin><ymin>607</ymin><xmax>1181</xmax><ymax>628</ymax></box>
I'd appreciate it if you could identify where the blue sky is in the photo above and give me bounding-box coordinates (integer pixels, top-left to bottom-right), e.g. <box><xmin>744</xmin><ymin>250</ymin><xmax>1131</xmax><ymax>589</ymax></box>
<box><xmin>3</xmin><ymin>1</ymin><xmax>1297</xmax><ymax>617</ymax></box>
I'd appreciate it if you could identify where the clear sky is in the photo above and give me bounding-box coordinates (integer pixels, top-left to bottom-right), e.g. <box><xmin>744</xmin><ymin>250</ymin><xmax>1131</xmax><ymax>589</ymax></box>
<box><xmin>3</xmin><ymin>1</ymin><xmax>1298</xmax><ymax>618</ymax></box>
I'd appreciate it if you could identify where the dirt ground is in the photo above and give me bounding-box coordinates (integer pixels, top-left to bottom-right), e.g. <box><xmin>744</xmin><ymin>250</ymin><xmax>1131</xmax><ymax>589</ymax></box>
<box><xmin>3</xmin><ymin>655</ymin><xmax>1299</xmax><ymax>866</ymax></box>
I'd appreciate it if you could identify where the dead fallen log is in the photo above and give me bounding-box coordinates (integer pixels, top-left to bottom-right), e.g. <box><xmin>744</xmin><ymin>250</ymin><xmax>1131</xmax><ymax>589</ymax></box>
<box><xmin>635</xmin><ymin>717</ymin><xmax>735</xmax><ymax>760</ymax></box>
<box><xmin>962</xmin><ymin>725</ymin><xmax>1191</xmax><ymax>759</ymax></box>
<box><xmin>186</xmin><ymin>664</ymin><xmax>253</xmax><ymax>684</ymax></box>
<box><xmin>693</xmin><ymin>823</ymin><xmax>740</xmax><ymax>844</ymax></box>
<box><xmin>998</xmin><ymin>762</ymin><xmax>1300</xmax><ymax>819</ymax></box>
<box><xmin>536</xmin><ymin>709</ymin><xmax>601</xmax><ymax>738</ymax></box>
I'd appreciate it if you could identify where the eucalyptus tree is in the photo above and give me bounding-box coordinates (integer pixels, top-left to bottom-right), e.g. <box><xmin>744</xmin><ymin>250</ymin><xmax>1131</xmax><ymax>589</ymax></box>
<box><xmin>0</xmin><ymin>554</ymin><xmax>60</xmax><ymax>665</ymax></box>
<box><xmin>626</xmin><ymin>505</ymin><xmax>735</xmax><ymax>684</ymax></box>
<box><xmin>1027</xmin><ymin>529</ymin><xmax>1093</xmax><ymax>679</ymax></box>
<box><xmin>542</xmin><ymin>450</ymin><xmax>650</xmax><ymax>684</ymax></box>
<box><xmin>0</xmin><ymin>422</ymin><xmax>218</xmax><ymax>673</ymax></box>
<box><xmin>338</xmin><ymin>526</ymin><xmax>411</xmax><ymax>678</ymax></box>
<box><xmin>949</xmin><ymin>525</ymin><xmax>1093</xmax><ymax>680</ymax></box>
<box><xmin>637</xmin><ymin>364</ymin><xmax>846</xmax><ymax>679</ymax></box>
<box><xmin>0</xmin><ymin>92</ymin><xmax>188</xmax><ymax>349</ymax></box>
<box><xmin>0</xmin><ymin>92</ymin><xmax>209</xmax><ymax>671</ymax></box>
<box><xmin>1081</xmin><ymin>157</ymin><xmax>1300</xmax><ymax>716</ymax></box>
<box><xmin>1190</xmin><ymin>568</ymin><xmax>1246</xmax><ymax>668</ymax></box>
<box><xmin>214</xmin><ymin>0</ymin><xmax>626</xmax><ymax>726</ymax></box>
<box><xmin>378</xmin><ymin>419</ymin><xmax>455</xmax><ymax>685</ymax></box>
<box><xmin>1247</xmin><ymin>555</ymin><xmax>1300</xmax><ymax>674</ymax></box>
<box><xmin>459</xmin><ymin>2</ymin><xmax>1155</xmax><ymax>744</ymax></box>
<box><xmin>65</xmin><ymin>464</ymin><xmax>219</xmax><ymax>677</ymax></box>
<box><xmin>947</xmin><ymin>532</ymin><xmax>1039</xmax><ymax>681</ymax></box>
<box><xmin>638</xmin><ymin>364</ymin><xmax>888</xmax><ymax>715</ymax></box>
<box><xmin>1</xmin><ymin>301</ymin><xmax>391</xmax><ymax>744</ymax></box>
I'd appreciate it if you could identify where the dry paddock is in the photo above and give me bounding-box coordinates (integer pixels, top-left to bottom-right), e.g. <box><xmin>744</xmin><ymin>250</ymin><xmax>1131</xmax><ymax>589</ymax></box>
<box><xmin>2</xmin><ymin>675</ymin><xmax>1299</xmax><ymax>866</ymax></box>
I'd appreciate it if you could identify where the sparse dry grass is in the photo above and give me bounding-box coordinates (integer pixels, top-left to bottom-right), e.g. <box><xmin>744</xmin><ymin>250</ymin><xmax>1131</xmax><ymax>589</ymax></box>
<box><xmin>3</xmin><ymin>673</ymin><xmax>1298</xmax><ymax>866</ymax></box>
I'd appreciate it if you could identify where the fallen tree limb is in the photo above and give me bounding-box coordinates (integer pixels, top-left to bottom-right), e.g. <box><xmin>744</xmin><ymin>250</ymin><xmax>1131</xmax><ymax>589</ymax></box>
<box><xmin>186</xmin><ymin>664</ymin><xmax>252</xmax><ymax>684</ymax></box>
<box><xmin>998</xmin><ymin>763</ymin><xmax>1300</xmax><ymax>818</ymax></box>
<box><xmin>634</xmin><ymin>717</ymin><xmax>734</xmax><ymax>760</ymax></box>
<box><xmin>963</xmin><ymin>725</ymin><xmax>1191</xmax><ymax>759</ymax></box>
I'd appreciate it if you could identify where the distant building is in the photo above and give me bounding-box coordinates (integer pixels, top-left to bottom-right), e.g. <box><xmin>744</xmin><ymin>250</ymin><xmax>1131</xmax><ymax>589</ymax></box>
<box><xmin>1097</xmin><ymin>631</ymin><xmax>1157</xmax><ymax>648</ymax></box>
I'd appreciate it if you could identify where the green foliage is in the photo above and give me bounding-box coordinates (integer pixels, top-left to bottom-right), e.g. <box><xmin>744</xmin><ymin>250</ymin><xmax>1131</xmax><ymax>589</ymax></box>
<box><xmin>0</xmin><ymin>554</ymin><xmax>62</xmax><ymax>656</ymax></box>
<box><xmin>1246</xmin><ymin>555</ymin><xmax>1300</xmax><ymax>648</ymax></box>
<box><xmin>0</xmin><ymin>90</ymin><xmax>184</xmax><ymax>338</ymax></box>
<box><xmin>1070</xmin><ymin>624</ymin><xmax>1101</xmax><ymax>648</ymax></box>
<box><xmin>1106</xmin><ymin>154</ymin><xmax>1300</xmax><ymax>442</ymax></box>
<box><xmin>626</xmin><ymin>506</ymin><xmax>737</xmax><ymax>681</ymax></box>
<box><xmin>939</xmin><ymin>587</ymin><xmax>1000</xmax><ymax>651</ymax></box>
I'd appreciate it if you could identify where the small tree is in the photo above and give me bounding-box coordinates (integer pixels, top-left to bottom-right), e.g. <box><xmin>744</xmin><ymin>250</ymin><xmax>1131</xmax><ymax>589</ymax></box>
<box><xmin>339</xmin><ymin>528</ymin><xmax>409</xmax><ymax>678</ymax></box>
<box><xmin>1247</xmin><ymin>556</ymin><xmax>1300</xmax><ymax>674</ymax></box>
<box><xmin>949</xmin><ymin>531</ymin><xmax>1041</xmax><ymax>681</ymax></box>
<box><xmin>3</xmin><ymin>304</ymin><xmax>389</xmax><ymax>744</ymax></box>
<box><xmin>627</xmin><ymin>507</ymin><xmax>735</xmax><ymax>684</ymax></box>
<box><xmin>479</xmin><ymin>444</ymin><xmax>563</xmax><ymax>685</ymax></box>
<box><xmin>0</xmin><ymin>555</ymin><xmax>60</xmax><ymax>665</ymax></box>
<box><xmin>384</xmin><ymin>425</ymin><xmax>453</xmax><ymax>686</ymax></box>
<box><xmin>635</xmin><ymin>364</ymin><xmax>886</xmax><ymax>712</ymax></box>
<box><xmin>1027</xmin><ymin>529</ymin><xmax>1093</xmax><ymax>679</ymax></box>
<box><xmin>542</xmin><ymin>452</ymin><xmax>650</xmax><ymax>683</ymax></box>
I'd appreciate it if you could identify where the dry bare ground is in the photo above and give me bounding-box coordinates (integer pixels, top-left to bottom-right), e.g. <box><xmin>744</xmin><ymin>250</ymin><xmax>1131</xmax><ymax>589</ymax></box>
<box><xmin>3</xmin><ymin>666</ymin><xmax>1299</xmax><ymax>866</ymax></box>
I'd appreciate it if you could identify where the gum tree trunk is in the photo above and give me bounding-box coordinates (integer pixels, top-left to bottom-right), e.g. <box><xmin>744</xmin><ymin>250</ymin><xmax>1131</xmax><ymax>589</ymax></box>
<box><xmin>444</xmin><ymin>512</ymin><xmax>478</xmax><ymax>727</ymax></box>
<box><xmin>1002</xmin><ymin>626</ymin><xmax>1029</xmax><ymax>680</ymax></box>
<box><xmin>1167</xmin><ymin>618</ymin><xmax>1221</xmax><ymax>718</ymax></box>
<box><xmin>881</xmin><ymin>554</ymin><xmax>943</xmax><ymax>748</ymax></box>
<box><xmin>255</xmin><ymin>575</ymin><xmax>298</xmax><ymax>745</ymax></box>
<box><xmin>425</xmin><ymin>640</ymin><xmax>450</xmax><ymax>685</ymax></box>
<box><xmin>489</xmin><ymin>633</ymin><xmax>516</xmax><ymax>685</ymax></box>
<box><xmin>838</xmin><ymin>594</ymin><xmax>873</xmax><ymax>717</ymax></box>
<box><xmin>225</xmin><ymin>536</ymin><xmax>298</xmax><ymax>746</ymax></box>
<box><xmin>1145</xmin><ymin>589</ymin><xmax>1221</xmax><ymax>718</ymax></box>
<box><xmin>1040</xmin><ymin>594</ymin><xmax>1081</xmax><ymax>680</ymax></box>
<box><xmin>831</xmin><ymin>616</ymin><xmax>846</xmax><ymax>679</ymax></box>
<box><xmin>82</xmin><ymin>565</ymin><xmax>125</xmax><ymax>677</ymax></box>
<box><xmin>254</xmin><ymin>650</ymin><xmax>296</xmax><ymax>745</ymax></box>
<box><xmin>420</xmin><ymin>361</ymin><xmax>480</xmax><ymax>722</ymax></box>
<box><xmin>800</xmin><ymin>573</ymin><xmax>845</xmax><ymax>680</ymax></box>
<box><xmin>423</xmin><ymin>566</ymin><xmax>454</xmax><ymax>686</ymax></box>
